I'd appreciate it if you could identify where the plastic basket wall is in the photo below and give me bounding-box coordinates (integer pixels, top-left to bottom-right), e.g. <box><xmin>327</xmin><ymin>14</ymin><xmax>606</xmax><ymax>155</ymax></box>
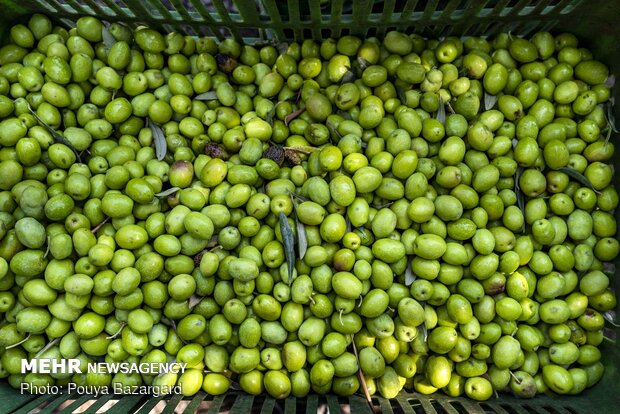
<box><xmin>0</xmin><ymin>0</ymin><xmax>589</xmax><ymax>41</ymax></box>
<box><xmin>0</xmin><ymin>0</ymin><xmax>620</xmax><ymax>413</ymax></box>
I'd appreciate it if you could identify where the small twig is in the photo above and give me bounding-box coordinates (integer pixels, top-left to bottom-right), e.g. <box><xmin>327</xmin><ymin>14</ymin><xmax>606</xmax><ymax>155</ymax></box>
<box><xmin>33</xmin><ymin>337</ymin><xmax>60</xmax><ymax>358</ymax></box>
<box><xmin>43</xmin><ymin>236</ymin><xmax>51</xmax><ymax>259</ymax></box>
<box><xmin>284</xmin><ymin>108</ymin><xmax>305</xmax><ymax>126</ymax></box>
<box><xmin>106</xmin><ymin>322</ymin><xmax>126</xmax><ymax>340</ymax></box>
<box><xmin>283</xmin><ymin>146</ymin><xmax>316</xmax><ymax>155</ymax></box>
<box><xmin>509</xmin><ymin>371</ymin><xmax>521</xmax><ymax>384</ymax></box>
<box><xmin>6</xmin><ymin>334</ymin><xmax>31</xmax><ymax>349</ymax></box>
<box><xmin>351</xmin><ymin>337</ymin><xmax>373</xmax><ymax>405</ymax></box>
<box><xmin>91</xmin><ymin>216</ymin><xmax>110</xmax><ymax>233</ymax></box>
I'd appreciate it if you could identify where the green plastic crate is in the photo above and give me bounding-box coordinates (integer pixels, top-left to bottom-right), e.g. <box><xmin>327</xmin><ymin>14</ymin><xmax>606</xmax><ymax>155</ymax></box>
<box><xmin>0</xmin><ymin>0</ymin><xmax>619</xmax><ymax>413</ymax></box>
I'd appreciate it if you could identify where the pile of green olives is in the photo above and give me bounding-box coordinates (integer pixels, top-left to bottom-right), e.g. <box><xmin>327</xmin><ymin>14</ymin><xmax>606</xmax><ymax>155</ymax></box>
<box><xmin>0</xmin><ymin>13</ymin><xmax>617</xmax><ymax>402</ymax></box>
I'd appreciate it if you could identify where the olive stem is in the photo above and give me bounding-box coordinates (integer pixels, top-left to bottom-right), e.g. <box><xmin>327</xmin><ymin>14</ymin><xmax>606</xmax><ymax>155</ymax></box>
<box><xmin>351</xmin><ymin>336</ymin><xmax>373</xmax><ymax>405</ymax></box>
<box><xmin>43</xmin><ymin>236</ymin><xmax>51</xmax><ymax>259</ymax></box>
<box><xmin>105</xmin><ymin>322</ymin><xmax>126</xmax><ymax>340</ymax></box>
<box><xmin>6</xmin><ymin>333</ymin><xmax>31</xmax><ymax>349</ymax></box>
<box><xmin>339</xmin><ymin>309</ymin><xmax>344</xmax><ymax>326</ymax></box>
<box><xmin>283</xmin><ymin>146</ymin><xmax>313</xmax><ymax>155</ymax></box>
<box><xmin>307</xmin><ymin>295</ymin><xmax>316</xmax><ymax>305</ymax></box>
<box><xmin>509</xmin><ymin>371</ymin><xmax>521</xmax><ymax>384</ymax></box>
<box><xmin>284</xmin><ymin>108</ymin><xmax>305</xmax><ymax>126</ymax></box>
<box><xmin>33</xmin><ymin>337</ymin><xmax>60</xmax><ymax>358</ymax></box>
<box><xmin>91</xmin><ymin>216</ymin><xmax>110</xmax><ymax>234</ymax></box>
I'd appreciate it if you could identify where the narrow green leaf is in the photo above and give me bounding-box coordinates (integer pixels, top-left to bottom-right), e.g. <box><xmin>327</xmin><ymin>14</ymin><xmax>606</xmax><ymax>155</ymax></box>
<box><xmin>327</xmin><ymin>120</ymin><xmax>342</xmax><ymax>139</ymax></box>
<box><xmin>405</xmin><ymin>258</ymin><xmax>415</xmax><ymax>286</ymax></box>
<box><xmin>484</xmin><ymin>92</ymin><xmax>498</xmax><ymax>111</ymax></box>
<box><xmin>607</xmin><ymin>100</ymin><xmax>618</xmax><ymax>133</ymax></box>
<box><xmin>194</xmin><ymin>91</ymin><xmax>218</xmax><ymax>101</ymax></box>
<box><xmin>279</xmin><ymin>212</ymin><xmax>295</xmax><ymax>287</ymax></box>
<box><xmin>514</xmin><ymin>167</ymin><xmax>526</xmax><ymax>232</ymax></box>
<box><xmin>603</xmin><ymin>311</ymin><xmax>620</xmax><ymax>327</ymax></box>
<box><xmin>155</xmin><ymin>187</ymin><xmax>180</xmax><ymax>197</ymax></box>
<box><xmin>148</xmin><ymin>118</ymin><xmax>167</xmax><ymax>161</ymax></box>
<box><xmin>276</xmin><ymin>42</ymin><xmax>289</xmax><ymax>55</ymax></box>
<box><xmin>357</xmin><ymin>57</ymin><xmax>371</xmax><ymax>71</ymax></box>
<box><xmin>395</xmin><ymin>84</ymin><xmax>407</xmax><ymax>104</ymax></box>
<box><xmin>436</xmin><ymin>95</ymin><xmax>446</xmax><ymax>124</ymax></box>
<box><xmin>101</xmin><ymin>23</ymin><xmax>116</xmax><ymax>52</ymax></box>
<box><xmin>188</xmin><ymin>294</ymin><xmax>203</xmax><ymax>309</ymax></box>
<box><xmin>558</xmin><ymin>167</ymin><xmax>597</xmax><ymax>191</ymax></box>
<box><xmin>27</xmin><ymin>103</ymin><xmax>81</xmax><ymax>162</ymax></box>
<box><xmin>341</xmin><ymin>68</ymin><xmax>356</xmax><ymax>84</ymax></box>
<box><xmin>296</xmin><ymin>219</ymin><xmax>307</xmax><ymax>260</ymax></box>
<box><xmin>283</xmin><ymin>145</ymin><xmax>320</xmax><ymax>154</ymax></box>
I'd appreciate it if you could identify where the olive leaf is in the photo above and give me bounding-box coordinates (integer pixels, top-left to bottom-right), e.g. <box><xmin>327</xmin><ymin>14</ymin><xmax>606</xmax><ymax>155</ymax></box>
<box><xmin>357</xmin><ymin>56</ymin><xmax>372</xmax><ymax>70</ymax></box>
<box><xmin>276</xmin><ymin>42</ymin><xmax>289</xmax><ymax>55</ymax></box>
<box><xmin>605</xmin><ymin>74</ymin><xmax>616</xmax><ymax>88</ymax></box>
<box><xmin>284</xmin><ymin>107</ymin><xmax>305</xmax><ymax>126</ymax></box>
<box><xmin>27</xmin><ymin>103</ymin><xmax>81</xmax><ymax>163</ymax></box>
<box><xmin>289</xmin><ymin>193</ymin><xmax>308</xmax><ymax>260</ymax></box>
<box><xmin>484</xmin><ymin>92</ymin><xmax>498</xmax><ymax>111</ymax></box>
<box><xmin>194</xmin><ymin>91</ymin><xmax>218</xmax><ymax>101</ymax></box>
<box><xmin>326</xmin><ymin>120</ymin><xmax>342</xmax><ymax>139</ymax></box>
<box><xmin>341</xmin><ymin>68</ymin><xmax>356</xmax><ymax>84</ymax></box>
<box><xmin>395</xmin><ymin>85</ymin><xmax>407</xmax><ymax>104</ymax></box>
<box><xmin>607</xmin><ymin>100</ymin><xmax>618</xmax><ymax>132</ymax></box>
<box><xmin>279</xmin><ymin>212</ymin><xmax>296</xmax><ymax>287</ymax></box>
<box><xmin>514</xmin><ymin>167</ymin><xmax>526</xmax><ymax>231</ymax></box>
<box><xmin>357</xmin><ymin>57</ymin><xmax>371</xmax><ymax>71</ymax></box>
<box><xmin>101</xmin><ymin>23</ymin><xmax>116</xmax><ymax>53</ymax></box>
<box><xmin>289</xmin><ymin>192</ymin><xmax>307</xmax><ymax>203</ymax></box>
<box><xmin>603</xmin><ymin>261</ymin><xmax>616</xmax><ymax>275</ymax></box>
<box><xmin>283</xmin><ymin>145</ymin><xmax>320</xmax><ymax>154</ymax></box>
<box><xmin>188</xmin><ymin>294</ymin><xmax>203</xmax><ymax>309</ymax></box>
<box><xmin>164</xmin><ymin>318</ymin><xmax>187</xmax><ymax>345</ymax></box>
<box><xmin>229</xmin><ymin>380</ymin><xmax>242</xmax><ymax>391</ymax></box>
<box><xmin>558</xmin><ymin>167</ymin><xmax>597</xmax><ymax>191</ymax></box>
<box><xmin>405</xmin><ymin>258</ymin><xmax>415</xmax><ymax>286</ymax></box>
<box><xmin>265</xmin><ymin>102</ymin><xmax>278</xmax><ymax>126</ymax></box>
<box><xmin>436</xmin><ymin>95</ymin><xmax>446</xmax><ymax>124</ymax></box>
<box><xmin>296</xmin><ymin>219</ymin><xmax>307</xmax><ymax>260</ymax></box>
<box><xmin>603</xmin><ymin>311</ymin><xmax>620</xmax><ymax>327</ymax></box>
<box><xmin>155</xmin><ymin>187</ymin><xmax>180</xmax><ymax>197</ymax></box>
<box><xmin>603</xmin><ymin>327</ymin><xmax>617</xmax><ymax>344</ymax></box>
<box><xmin>336</xmin><ymin>109</ymin><xmax>352</xmax><ymax>120</ymax></box>
<box><xmin>345</xmin><ymin>215</ymin><xmax>352</xmax><ymax>233</ymax></box>
<box><xmin>147</xmin><ymin>118</ymin><xmax>167</xmax><ymax>161</ymax></box>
